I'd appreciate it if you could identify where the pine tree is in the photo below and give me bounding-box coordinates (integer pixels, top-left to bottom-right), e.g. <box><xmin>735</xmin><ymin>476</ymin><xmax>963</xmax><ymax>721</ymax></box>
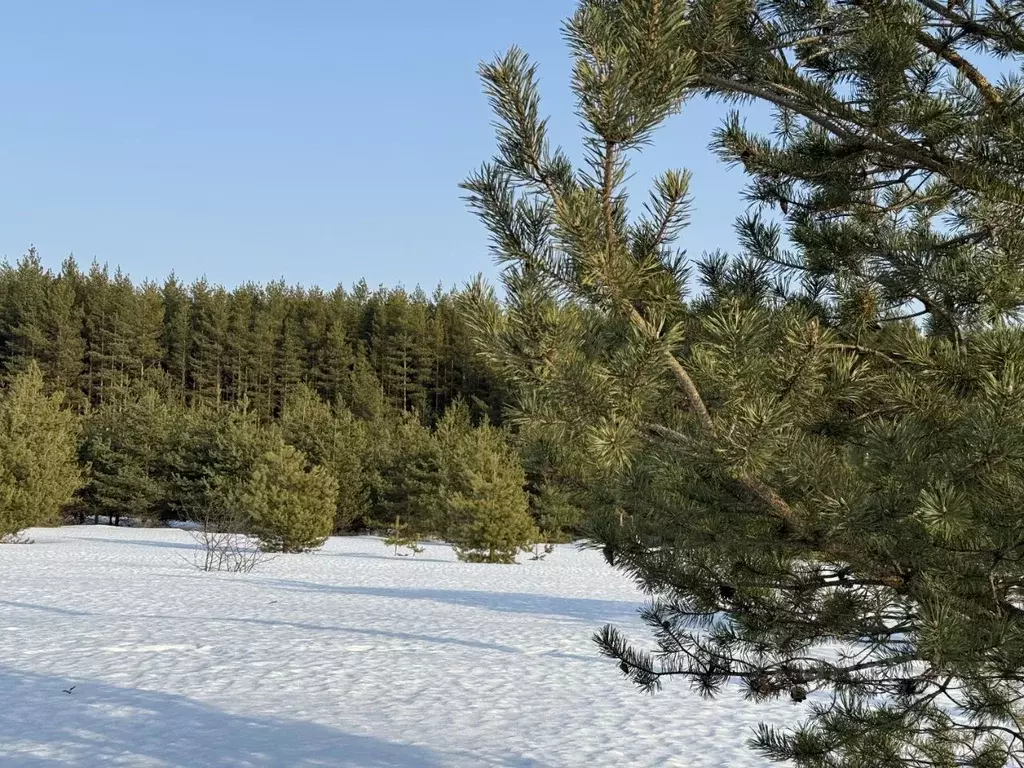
<box><xmin>273</xmin><ymin>310</ymin><xmax>305</xmax><ymax>416</ymax></box>
<box><xmin>242</xmin><ymin>442</ymin><xmax>338</xmax><ymax>553</ymax></box>
<box><xmin>160</xmin><ymin>274</ymin><xmax>191</xmax><ymax>403</ymax></box>
<box><xmin>316</xmin><ymin>317</ymin><xmax>355</xmax><ymax>405</ymax></box>
<box><xmin>465</xmin><ymin>1</ymin><xmax>1024</xmax><ymax>764</ymax></box>
<box><xmin>521</xmin><ymin>436</ymin><xmax>585</xmax><ymax>545</ymax></box>
<box><xmin>224</xmin><ymin>283</ymin><xmax>259</xmax><ymax>404</ymax></box>
<box><xmin>314</xmin><ymin>286</ymin><xmax>358</xmax><ymax>405</ymax></box>
<box><xmin>381</xmin><ymin>514</ymin><xmax>425</xmax><ymax>556</ymax></box>
<box><xmin>134</xmin><ymin>281</ymin><xmax>166</xmax><ymax>379</ymax></box>
<box><xmin>79</xmin><ymin>383</ymin><xmax>175</xmax><ymax>526</ymax></box>
<box><xmin>439</xmin><ymin>408</ymin><xmax>537</xmax><ymax>564</ymax></box>
<box><xmin>164</xmin><ymin>403</ymin><xmax>273</xmax><ymax>524</ymax></box>
<box><xmin>0</xmin><ymin>362</ymin><xmax>82</xmax><ymax>540</ymax></box>
<box><xmin>343</xmin><ymin>347</ymin><xmax>387</xmax><ymax>421</ymax></box>
<box><xmin>0</xmin><ymin>251</ymin><xmax>51</xmax><ymax>377</ymax></box>
<box><xmin>280</xmin><ymin>384</ymin><xmax>371</xmax><ymax>532</ymax></box>
<box><xmin>258</xmin><ymin>281</ymin><xmax>291</xmax><ymax>418</ymax></box>
<box><xmin>104</xmin><ymin>269</ymin><xmax>146</xmax><ymax>389</ymax></box>
<box><xmin>370</xmin><ymin>413</ymin><xmax>445</xmax><ymax>539</ymax></box>
<box><xmin>371</xmin><ymin>289</ymin><xmax>419</xmax><ymax>414</ymax></box>
<box><xmin>245</xmin><ymin>283</ymin><xmax>279</xmax><ymax>420</ymax></box>
<box><xmin>187</xmin><ymin>279</ymin><xmax>229</xmax><ymax>406</ymax></box>
<box><xmin>46</xmin><ymin>259</ymin><xmax>87</xmax><ymax>409</ymax></box>
<box><xmin>79</xmin><ymin>264</ymin><xmax>115</xmax><ymax>405</ymax></box>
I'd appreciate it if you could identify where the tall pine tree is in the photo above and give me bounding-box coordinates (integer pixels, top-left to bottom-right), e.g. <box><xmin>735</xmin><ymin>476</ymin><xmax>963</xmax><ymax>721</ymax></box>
<box><xmin>465</xmin><ymin>0</ymin><xmax>1024</xmax><ymax>764</ymax></box>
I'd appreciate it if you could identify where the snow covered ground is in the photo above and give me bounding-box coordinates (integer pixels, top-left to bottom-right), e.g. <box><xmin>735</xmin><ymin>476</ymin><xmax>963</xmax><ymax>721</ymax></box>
<box><xmin>0</xmin><ymin>526</ymin><xmax>802</xmax><ymax>767</ymax></box>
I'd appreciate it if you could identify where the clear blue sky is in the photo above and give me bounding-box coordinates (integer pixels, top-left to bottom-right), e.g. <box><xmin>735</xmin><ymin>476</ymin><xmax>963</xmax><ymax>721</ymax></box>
<box><xmin>0</xmin><ymin>1</ymin><xmax>761</xmax><ymax>292</ymax></box>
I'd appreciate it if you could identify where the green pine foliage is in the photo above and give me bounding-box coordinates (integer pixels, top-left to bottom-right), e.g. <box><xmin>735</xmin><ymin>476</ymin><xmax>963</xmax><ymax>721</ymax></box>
<box><xmin>521</xmin><ymin>437</ymin><xmax>585</xmax><ymax>544</ymax></box>
<box><xmin>464</xmin><ymin>0</ymin><xmax>1024</xmax><ymax>764</ymax></box>
<box><xmin>242</xmin><ymin>442</ymin><xmax>339</xmax><ymax>553</ymax></box>
<box><xmin>280</xmin><ymin>384</ymin><xmax>372</xmax><ymax>532</ymax></box>
<box><xmin>381</xmin><ymin>514</ymin><xmax>425</xmax><ymax>556</ymax></box>
<box><xmin>370</xmin><ymin>413</ymin><xmax>447</xmax><ymax>540</ymax></box>
<box><xmin>0</xmin><ymin>258</ymin><xmax>506</xmax><ymax>426</ymax></box>
<box><xmin>160</xmin><ymin>275</ymin><xmax>191</xmax><ymax>401</ymax></box>
<box><xmin>165</xmin><ymin>403</ymin><xmax>277</xmax><ymax>526</ymax></box>
<box><xmin>78</xmin><ymin>383</ymin><xmax>176</xmax><ymax>526</ymax></box>
<box><xmin>0</xmin><ymin>250</ymin><xmax>51</xmax><ymax>378</ymax></box>
<box><xmin>441</xmin><ymin>414</ymin><xmax>537</xmax><ymax>564</ymax></box>
<box><xmin>0</xmin><ymin>255</ymin><xmax>540</xmax><ymax>540</ymax></box>
<box><xmin>0</xmin><ymin>362</ymin><xmax>82</xmax><ymax>540</ymax></box>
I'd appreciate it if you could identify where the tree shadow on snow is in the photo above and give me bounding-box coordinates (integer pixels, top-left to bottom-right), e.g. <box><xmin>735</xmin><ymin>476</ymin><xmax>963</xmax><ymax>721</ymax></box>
<box><xmin>0</xmin><ymin>600</ymin><xmax>93</xmax><ymax>618</ymax></box>
<box><xmin>146</xmin><ymin>613</ymin><xmax>528</xmax><ymax>656</ymax></box>
<box><xmin>319</xmin><ymin>550</ymin><xmax>454</xmax><ymax>564</ymax></box>
<box><xmin>83</xmin><ymin>537</ymin><xmax>199</xmax><ymax>551</ymax></box>
<box><xmin>261</xmin><ymin>580</ymin><xmax>640</xmax><ymax>624</ymax></box>
<box><xmin>0</xmin><ymin>666</ymin><xmax>450</xmax><ymax>767</ymax></box>
<box><xmin>0</xmin><ymin>597</ymin><xmax>533</xmax><ymax>657</ymax></box>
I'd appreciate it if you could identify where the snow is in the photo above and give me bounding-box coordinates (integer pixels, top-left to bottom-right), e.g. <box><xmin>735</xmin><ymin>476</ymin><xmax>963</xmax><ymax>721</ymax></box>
<box><xmin>0</xmin><ymin>526</ymin><xmax>801</xmax><ymax>767</ymax></box>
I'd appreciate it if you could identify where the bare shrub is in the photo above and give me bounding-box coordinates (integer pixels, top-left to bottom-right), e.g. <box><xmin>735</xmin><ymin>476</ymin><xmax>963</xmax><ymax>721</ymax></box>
<box><xmin>183</xmin><ymin>507</ymin><xmax>270</xmax><ymax>573</ymax></box>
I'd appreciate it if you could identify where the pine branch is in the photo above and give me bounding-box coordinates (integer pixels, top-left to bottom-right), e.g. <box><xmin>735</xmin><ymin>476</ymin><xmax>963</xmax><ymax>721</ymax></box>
<box><xmin>914</xmin><ymin>0</ymin><xmax>1024</xmax><ymax>53</ymax></box>
<box><xmin>700</xmin><ymin>74</ymin><xmax>950</xmax><ymax>176</ymax></box>
<box><xmin>847</xmin><ymin>0</ymin><xmax>1002</xmax><ymax>106</ymax></box>
<box><xmin>913</xmin><ymin>29</ymin><xmax>1002</xmax><ymax>107</ymax></box>
<box><xmin>629</xmin><ymin>308</ymin><xmax>796</xmax><ymax>521</ymax></box>
<box><xmin>602</xmin><ymin>138</ymin><xmax>617</xmax><ymax>260</ymax></box>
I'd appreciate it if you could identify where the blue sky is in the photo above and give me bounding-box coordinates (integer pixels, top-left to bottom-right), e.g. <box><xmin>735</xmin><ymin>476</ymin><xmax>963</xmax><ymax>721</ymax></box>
<box><xmin>0</xmin><ymin>1</ymin><xmax>761</xmax><ymax>291</ymax></box>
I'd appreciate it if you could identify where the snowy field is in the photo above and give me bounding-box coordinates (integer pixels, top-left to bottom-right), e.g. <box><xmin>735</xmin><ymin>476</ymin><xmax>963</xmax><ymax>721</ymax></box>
<box><xmin>0</xmin><ymin>526</ymin><xmax>802</xmax><ymax>767</ymax></box>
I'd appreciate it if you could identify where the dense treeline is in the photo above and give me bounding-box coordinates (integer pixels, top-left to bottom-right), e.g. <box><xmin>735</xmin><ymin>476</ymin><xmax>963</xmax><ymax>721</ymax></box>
<box><xmin>0</xmin><ymin>251</ymin><xmax>582</xmax><ymax>559</ymax></box>
<box><xmin>0</xmin><ymin>249</ymin><xmax>503</xmax><ymax>424</ymax></box>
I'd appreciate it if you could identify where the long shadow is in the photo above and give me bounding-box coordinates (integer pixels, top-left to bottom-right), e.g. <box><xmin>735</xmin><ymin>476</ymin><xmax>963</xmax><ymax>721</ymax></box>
<box><xmin>261</xmin><ymin>580</ymin><xmax>640</xmax><ymax>624</ymax></box>
<box><xmin>136</xmin><ymin>613</ymin><xmax>526</xmax><ymax>655</ymax></box>
<box><xmin>0</xmin><ymin>666</ymin><xmax>451</xmax><ymax>767</ymax></box>
<box><xmin>0</xmin><ymin>599</ymin><xmax>525</xmax><ymax>656</ymax></box>
<box><xmin>82</xmin><ymin>537</ymin><xmax>198</xmax><ymax>551</ymax></box>
<box><xmin>319</xmin><ymin>551</ymin><xmax>453</xmax><ymax>564</ymax></box>
<box><xmin>0</xmin><ymin>600</ymin><xmax>93</xmax><ymax>618</ymax></box>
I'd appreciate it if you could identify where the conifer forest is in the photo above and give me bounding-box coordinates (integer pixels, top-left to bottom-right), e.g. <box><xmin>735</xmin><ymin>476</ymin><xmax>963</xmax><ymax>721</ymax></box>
<box><xmin>8</xmin><ymin>0</ymin><xmax>1024</xmax><ymax>765</ymax></box>
<box><xmin>0</xmin><ymin>252</ymin><xmax>572</xmax><ymax>561</ymax></box>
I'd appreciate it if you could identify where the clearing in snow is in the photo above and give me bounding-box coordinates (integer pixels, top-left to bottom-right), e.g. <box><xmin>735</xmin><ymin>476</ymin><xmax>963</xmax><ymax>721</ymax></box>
<box><xmin>0</xmin><ymin>526</ymin><xmax>800</xmax><ymax>766</ymax></box>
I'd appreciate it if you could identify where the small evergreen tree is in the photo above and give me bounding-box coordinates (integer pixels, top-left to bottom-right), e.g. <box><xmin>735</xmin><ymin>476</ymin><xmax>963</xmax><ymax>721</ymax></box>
<box><xmin>0</xmin><ymin>362</ymin><xmax>81</xmax><ymax>540</ymax></box>
<box><xmin>370</xmin><ymin>413</ymin><xmax>445</xmax><ymax>540</ymax></box>
<box><xmin>443</xmin><ymin>420</ymin><xmax>537</xmax><ymax>564</ymax></box>
<box><xmin>521</xmin><ymin>437</ymin><xmax>585</xmax><ymax>545</ymax></box>
<box><xmin>280</xmin><ymin>384</ymin><xmax>371</xmax><ymax>532</ymax></box>
<box><xmin>164</xmin><ymin>402</ymin><xmax>274</xmax><ymax>525</ymax></box>
<box><xmin>78</xmin><ymin>383</ymin><xmax>175</xmax><ymax>526</ymax></box>
<box><xmin>381</xmin><ymin>514</ymin><xmax>425</xmax><ymax>556</ymax></box>
<box><xmin>243</xmin><ymin>442</ymin><xmax>338</xmax><ymax>553</ymax></box>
